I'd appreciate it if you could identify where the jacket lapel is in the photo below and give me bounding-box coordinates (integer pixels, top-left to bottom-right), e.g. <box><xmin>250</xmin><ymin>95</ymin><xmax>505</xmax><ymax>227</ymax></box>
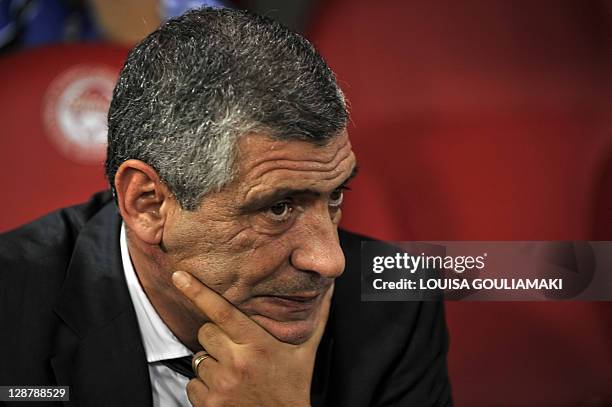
<box><xmin>310</xmin><ymin>303</ymin><xmax>335</xmax><ymax>407</ymax></box>
<box><xmin>51</xmin><ymin>202</ymin><xmax>152</xmax><ymax>407</ymax></box>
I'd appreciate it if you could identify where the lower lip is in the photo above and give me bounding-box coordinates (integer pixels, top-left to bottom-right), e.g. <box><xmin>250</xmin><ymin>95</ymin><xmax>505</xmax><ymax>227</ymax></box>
<box><xmin>250</xmin><ymin>295</ymin><xmax>320</xmax><ymax>317</ymax></box>
<box><xmin>263</xmin><ymin>295</ymin><xmax>318</xmax><ymax>307</ymax></box>
<box><xmin>241</xmin><ymin>295</ymin><xmax>323</xmax><ymax>342</ymax></box>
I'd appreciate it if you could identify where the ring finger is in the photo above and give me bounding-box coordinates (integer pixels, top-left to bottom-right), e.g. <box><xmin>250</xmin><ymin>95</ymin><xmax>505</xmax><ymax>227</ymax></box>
<box><xmin>192</xmin><ymin>351</ymin><xmax>219</xmax><ymax>385</ymax></box>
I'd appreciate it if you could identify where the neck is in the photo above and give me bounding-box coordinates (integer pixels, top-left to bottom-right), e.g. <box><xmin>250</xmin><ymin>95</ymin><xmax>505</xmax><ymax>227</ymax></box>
<box><xmin>126</xmin><ymin>231</ymin><xmax>205</xmax><ymax>352</ymax></box>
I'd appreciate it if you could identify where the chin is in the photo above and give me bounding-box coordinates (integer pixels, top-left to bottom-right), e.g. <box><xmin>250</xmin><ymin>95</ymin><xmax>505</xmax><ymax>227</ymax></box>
<box><xmin>250</xmin><ymin>315</ymin><xmax>317</xmax><ymax>345</ymax></box>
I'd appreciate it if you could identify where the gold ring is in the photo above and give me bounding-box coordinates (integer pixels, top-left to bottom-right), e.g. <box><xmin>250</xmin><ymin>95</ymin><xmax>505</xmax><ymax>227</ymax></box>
<box><xmin>192</xmin><ymin>352</ymin><xmax>211</xmax><ymax>377</ymax></box>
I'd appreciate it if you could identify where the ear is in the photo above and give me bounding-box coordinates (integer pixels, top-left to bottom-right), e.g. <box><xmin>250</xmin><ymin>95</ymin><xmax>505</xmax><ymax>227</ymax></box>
<box><xmin>114</xmin><ymin>159</ymin><xmax>177</xmax><ymax>245</ymax></box>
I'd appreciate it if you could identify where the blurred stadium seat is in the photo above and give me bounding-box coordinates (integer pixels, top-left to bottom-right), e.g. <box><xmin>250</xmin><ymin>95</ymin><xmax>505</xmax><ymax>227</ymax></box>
<box><xmin>0</xmin><ymin>43</ymin><xmax>127</xmax><ymax>232</ymax></box>
<box><xmin>309</xmin><ymin>1</ymin><xmax>612</xmax><ymax>405</ymax></box>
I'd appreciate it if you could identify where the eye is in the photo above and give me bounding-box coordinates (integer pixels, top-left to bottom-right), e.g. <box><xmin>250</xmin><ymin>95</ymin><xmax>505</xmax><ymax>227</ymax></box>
<box><xmin>329</xmin><ymin>187</ymin><xmax>346</xmax><ymax>208</ymax></box>
<box><xmin>265</xmin><ymin>200</ymin><xmax>293</xmax><ymax>222</ymax></box>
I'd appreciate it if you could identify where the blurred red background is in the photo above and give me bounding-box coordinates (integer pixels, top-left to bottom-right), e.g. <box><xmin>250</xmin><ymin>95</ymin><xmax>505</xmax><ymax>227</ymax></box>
<box><xmin>1</xmin><ymin>1</ymin><xmax>611</xmax><ymax>406</ymax></box>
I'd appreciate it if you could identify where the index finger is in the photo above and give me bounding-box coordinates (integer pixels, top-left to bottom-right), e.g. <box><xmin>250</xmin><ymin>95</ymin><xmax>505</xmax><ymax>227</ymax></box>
<box><xmin>172</xmin><ymin>270</ymin><xmax>263</xmax><ymax>343</ymax></box>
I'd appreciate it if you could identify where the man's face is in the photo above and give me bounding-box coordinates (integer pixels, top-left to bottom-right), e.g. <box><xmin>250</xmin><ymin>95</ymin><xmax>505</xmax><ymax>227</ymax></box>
<box><xmin>162</xmin><ymin>130</ymin><xmax>357</xmax><ymax>344</ymax></box>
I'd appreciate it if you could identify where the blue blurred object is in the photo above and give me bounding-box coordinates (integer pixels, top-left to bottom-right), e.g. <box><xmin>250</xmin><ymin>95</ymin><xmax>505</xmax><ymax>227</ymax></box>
<box><xmin>0</xmin><ymin>0</ymin><xmax>230</xmax><ymax>52</ymax></box>
<box><xmin>161</xmin><ymin>0</ymin><xmax>229</xmax><ymax>19</ymax></box>
<box><xmin>0</xmin><ymin>0</ymin><xmax>99</xmax><ymax>51</ymax></box>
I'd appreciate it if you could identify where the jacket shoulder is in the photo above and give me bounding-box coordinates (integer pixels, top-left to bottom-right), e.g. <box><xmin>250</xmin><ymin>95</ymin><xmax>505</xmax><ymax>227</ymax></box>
<box><xmin>0</xmin><ymin>190</ymin><xmax>114</xmax><ymax>264</ymax></box>
<box><xmin>0</xmin><ymin>191</ymin><xmax>116</xmax><ymax>385</ymax></box>
<box><xmin>0</xmin><ymin>190</ymin><xmax>115</xmax><ymax>300</ymax></box>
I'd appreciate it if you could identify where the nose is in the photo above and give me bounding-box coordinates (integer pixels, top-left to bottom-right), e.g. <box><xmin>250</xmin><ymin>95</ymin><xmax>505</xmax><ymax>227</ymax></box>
<box><xmin>290</xmin><ymin>208</ymin><xmax>346</xmax><ymax>279</ymax></box>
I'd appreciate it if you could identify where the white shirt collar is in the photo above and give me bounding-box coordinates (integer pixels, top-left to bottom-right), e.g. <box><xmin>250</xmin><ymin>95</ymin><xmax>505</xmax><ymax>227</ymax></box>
<box><xmin>120</xmin><ymin>222</ymin><xmax>193</xmax><ymax>363</ymax></box>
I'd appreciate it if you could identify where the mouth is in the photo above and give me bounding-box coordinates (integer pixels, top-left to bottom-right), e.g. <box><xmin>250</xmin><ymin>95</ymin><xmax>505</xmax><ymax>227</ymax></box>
<box><xmin>264</xmin><ymin>292</ymin><xmax>321</xmax><ymax>303</ymax></box>
<box><xmin>240</xmin><ymin>290</ymin><xmax>324</xmax><ymax>323</ymax></box>
<box><xmin>238</xmin><ymin>288</ymin><xmax>331</xmax><ymax>344</ymax></box>
<box><xmin>249</xmin><ymin>292</ymin><xmax>322</xmax><ymax>315</ymax></box>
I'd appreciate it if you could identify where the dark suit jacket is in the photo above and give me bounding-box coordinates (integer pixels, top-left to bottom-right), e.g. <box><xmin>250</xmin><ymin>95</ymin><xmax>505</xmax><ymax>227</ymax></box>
<box><xmin>0</xmin><ymin>191</ymin><xmax>452</xmax><ymax>406</ymax></box>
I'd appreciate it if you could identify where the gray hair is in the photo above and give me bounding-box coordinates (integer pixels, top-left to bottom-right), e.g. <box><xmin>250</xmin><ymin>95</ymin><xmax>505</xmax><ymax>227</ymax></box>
<box><xmin>105</xmin><ymin>7</ymin><xmax>348</xmax><ymax>210</ymax></box>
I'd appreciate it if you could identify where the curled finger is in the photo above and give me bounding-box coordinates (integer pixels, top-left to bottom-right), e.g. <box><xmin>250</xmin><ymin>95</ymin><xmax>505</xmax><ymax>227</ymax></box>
<box><xmin>186</xmin><ymin>378</ymin><xmax>209</xmax><ymax>407</ymax></box>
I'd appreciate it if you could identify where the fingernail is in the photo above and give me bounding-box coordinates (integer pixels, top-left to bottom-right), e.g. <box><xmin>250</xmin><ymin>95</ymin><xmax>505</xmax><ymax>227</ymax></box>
<box><xmin>172</xmin><ymin>270</ymin><xmax>191</xmax><ymax>289</ymax></box>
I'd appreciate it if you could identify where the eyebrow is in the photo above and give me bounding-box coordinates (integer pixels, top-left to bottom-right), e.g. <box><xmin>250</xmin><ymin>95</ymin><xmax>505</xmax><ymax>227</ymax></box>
<box><xmin>239</xmin><ymin>164</ymin><xmax>359</xmax><ymax>212</ymax></box>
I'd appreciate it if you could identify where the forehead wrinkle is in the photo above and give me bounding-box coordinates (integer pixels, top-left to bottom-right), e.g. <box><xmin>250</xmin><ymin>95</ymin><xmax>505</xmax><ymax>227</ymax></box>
<box><xmin>242</xmin><ymin>150</ymin><xmax>356</xmax><ymax>202</ymax></box>
<box><xmin>244</xmin><ymin>140</ymin><xmax>353</xmax><ymax>183</ymax></box>
<box><xmin>235</xmin><ymin>132</ymin><xmax>352</xmax><ymax>176</ymax></box>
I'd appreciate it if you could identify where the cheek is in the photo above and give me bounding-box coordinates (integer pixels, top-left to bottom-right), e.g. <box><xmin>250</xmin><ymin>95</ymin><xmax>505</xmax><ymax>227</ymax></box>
<box><xmin>162</xmin><ymin>213</ymin><xmax>249</xmax><ymax>286</ymax></box>
<box><xmin>166</xmin><ymin>208</ymin><xmax>251</xmax><ymax>258</ymax></box>
<box><xmin>220</xmin><ymin>229</ymin><xmax>295</xmax><ymax>288</ymax></box>
<box><xmin>172</xmin><ymin>224</ymin><xmax>294</xmax><ymax>300</ymax></box>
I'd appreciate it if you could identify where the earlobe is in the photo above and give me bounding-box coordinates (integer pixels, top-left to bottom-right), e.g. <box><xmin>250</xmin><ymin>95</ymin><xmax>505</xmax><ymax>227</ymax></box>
<box><xmin>114</xmin><ymin>159</ymin><xmax>174</xmax><ymax>245</ymax></box>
